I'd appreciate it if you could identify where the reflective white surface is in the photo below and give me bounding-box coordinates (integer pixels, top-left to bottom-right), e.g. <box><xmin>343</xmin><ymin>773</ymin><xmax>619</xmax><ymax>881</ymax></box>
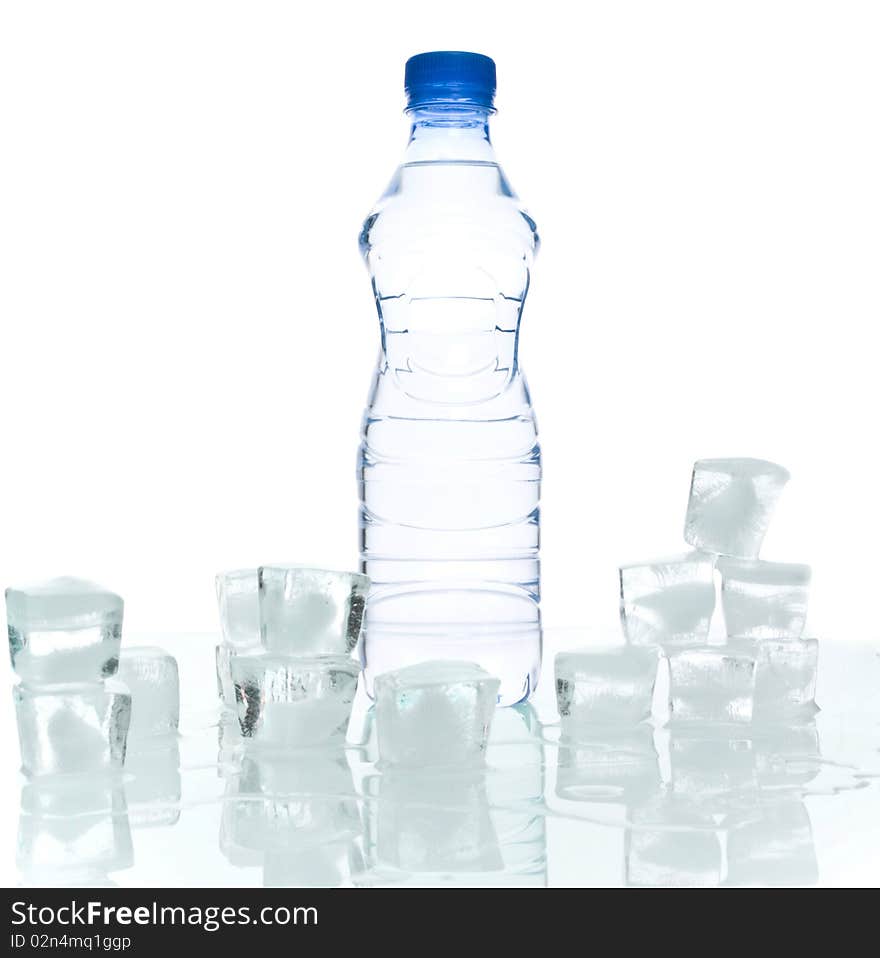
<box><xmin>2</xmin><ymin>630</ymin><xmax>878</xmax><ymax>887</ymax></box>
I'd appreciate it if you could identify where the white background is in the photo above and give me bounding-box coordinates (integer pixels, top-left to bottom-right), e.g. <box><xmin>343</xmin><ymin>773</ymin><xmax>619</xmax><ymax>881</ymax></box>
<box><xmin>2</xmin><ymin>0</ymin><xmax>879</xmax><ymax>639</ymax></box>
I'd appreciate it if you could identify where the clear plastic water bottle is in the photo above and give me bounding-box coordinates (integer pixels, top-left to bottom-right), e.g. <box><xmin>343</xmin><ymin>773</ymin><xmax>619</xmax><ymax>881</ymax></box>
<box><xmin>358</xmin><ymin>52</ymin><xmax>541</xmax><ymax>705</ymax></box>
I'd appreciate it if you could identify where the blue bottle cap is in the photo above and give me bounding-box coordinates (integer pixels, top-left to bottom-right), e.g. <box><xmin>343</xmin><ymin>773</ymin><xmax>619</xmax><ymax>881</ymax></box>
<box><xmin>404</xmin><ymin>51</ymin><xmax>496</xmax><ymax>111</ymax></box>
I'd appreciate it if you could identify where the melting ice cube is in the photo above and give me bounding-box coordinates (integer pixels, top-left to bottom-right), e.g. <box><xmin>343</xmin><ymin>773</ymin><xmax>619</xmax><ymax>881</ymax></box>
<box><xmin>231</xmin><ymin>653</ymin><xmax>361</xmax><ymax>748</ymax></box>
<box><xmin>619</xmin><ymin>553</ymin><xmax>716</xmax><ymax>649</ymax></box>
<box><xmin>373</xmin><ymin>660</ymin><xmax>500</xmax><ymax>769</ymax></box>
<box><xmin>684</xmin><ymin>458</ymin><xmax>790</xmax><ymax>558</ymax></box>
<box><xmin>555</xmin><ymin>646</ymin><xmax>660</xmax><ymax>728</ymax></box>
<box><xmin>258</xmin><ymin>566</ymin><xmax>369</xmax><ymax>656</ymax></box>
<box><xmin>739</xmin><ymin>637</ymin><xmax>819</xmax><ymax>722</ymax></box>
<box><xmin>117</xmin><ymin>646</ymin><xmax>179</xmax><ymax>739</ymax></box>
<box><xmin>14</xmin><ymin>681</ymin><xmax>131</xmax><ymax>778</ymax></box>
<box><xmin>215</xmin><ymin>569</ymin><xmax>261</xmax><ymax>651</ymax></box>
<box><xmin>5</xmin><ymin>577</ymin><xmax>123</xmax><ymax>684</ymax></box>
<box><xmin>667</xmin><ymin>646</ymin><xmax>757</xmax><ymax>725</ymax></box>
<box><xmin>718</xmin><ymin>558</ymin><xmax>811</xmax><ymax>639</ymax></box>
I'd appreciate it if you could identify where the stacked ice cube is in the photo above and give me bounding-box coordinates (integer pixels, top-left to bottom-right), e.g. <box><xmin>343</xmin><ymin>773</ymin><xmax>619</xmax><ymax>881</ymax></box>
<box><xmin>613</xmin><ymin>458</ymin><xmax>819</xmax><ymax>726</ymax></box>
<box><xmin>551</xmin><ymin>456</ymin><xmax>820</xmax><ymax>877</ymax></box>
<box><xmin>6</xmin><ymin>578</ymin><xmax>182</xmax><ymax>875</ymax></box>
<box><xmin>214</xmin><ymin>568</ymin><xmax>262</xmax><ymax>710</ymax></box>
<box><xmin>216</xmin><ymin>565</ymin><xmax>369</xmax><ymax>749</ymax></box>
<box><xmin>683</xmin><ymin>459</ymin><xmax>817</xmax><ymax>723</ymax></box>
<box><xmin>614</xmin><ymin>455</ymin><xmax>823</xmax><ymax>887</ymax></box>
<box><xmin>5</xmin><ymin>578</ymin><xmax>132</xmax><ymax>778</ymax></box>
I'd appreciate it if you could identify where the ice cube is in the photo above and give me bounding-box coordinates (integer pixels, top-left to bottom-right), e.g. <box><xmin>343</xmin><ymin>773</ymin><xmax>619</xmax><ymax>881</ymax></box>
<box><xmin>667</xmin><ymin>646</ymin><xmax>756</xmax><ymax>725</ymax></box>
<box><xmin>555</xmin><ymin>646</ymin><xmax>660</xmax><ymax>728</ymax></box>
<box><xmin>215</xmin><ymin>568</ymin><xmax>261</xmax><ymax>650</ymax></box>
<box><xmin>117</xmin><ymin>646</ymin><xmax>179</xmax><ymax>739</ymax></box>
<box><xmin>726</xmin><ymin>799</ymin><xmax>818</xmax><ymax>886</ymax></box>
<box><xmin>619</xmin><ymin>553</ymin><xmax>716</xmax><ymax>648</ymax></box>
<box><xmin>718</xmin><ymin>558</ymin><xmax>811</xmax><ymax>639</ymax></box>
<box><xmin>17</xmin><ymin>775</ymin><xmax>133</xmax><ymax>883</ymax></box>
<box><xmin>6</xmin><ymin>577</ymin><xmax>123</xmax><ymax>684</ymax></box>
<box><xmin>684</xmin><ymin>458</ymin><xmax>790</xmax><ymax>558</ymax></box>
<box><xmin>231</xmin><ymin>653</ymin><xmax>360</xmax><ymax>748</ymax></box>
<box><xmin>746</xmin><ymin>638</ymin><xmax>819</xmax><ymax>721</ymax></box>
<box><xmin>14</xmin><ymin>681</ymin><xmax>131</xmax><ymax>778</ymax></box>
<box><xmin>258</xmin><ymin>566</ymin><xmax>369</xmax><ymax>656</ymax></box>
<box><xmin>485</xmin><ymin>704</ymin><xmax>544</xmax><ymax>806</ymax></box>
<box><xmin>555</xmin><ymin>726</ymin><xmax>661</xmax><ymax>803</ymax></box>
<box><xmin>373</xmin><ymin>660</ymin><xmax>499</xmax><ymax>769</ymax></box>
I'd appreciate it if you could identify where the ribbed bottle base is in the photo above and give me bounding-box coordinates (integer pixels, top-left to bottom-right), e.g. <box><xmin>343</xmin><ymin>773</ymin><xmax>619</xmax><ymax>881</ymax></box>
<box><xmin>360</xmin><ymin>580</ymin><xmax>542</xmax><ymax>706</ymax></box>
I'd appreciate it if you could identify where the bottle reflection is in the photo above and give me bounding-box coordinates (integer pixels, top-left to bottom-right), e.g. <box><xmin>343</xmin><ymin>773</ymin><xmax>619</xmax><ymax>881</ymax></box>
<box><xmin>486</xmin><ymin>705</ymin><xmax>548</xmax><ymax>886</ymax></box>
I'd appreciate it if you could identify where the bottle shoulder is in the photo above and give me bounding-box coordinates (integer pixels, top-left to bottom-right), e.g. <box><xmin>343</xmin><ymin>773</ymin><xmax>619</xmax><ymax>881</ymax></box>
<box><xmin>359</xmin><ymin>162</ymin><xmax>539</xmax><ymax>261</ymax></box>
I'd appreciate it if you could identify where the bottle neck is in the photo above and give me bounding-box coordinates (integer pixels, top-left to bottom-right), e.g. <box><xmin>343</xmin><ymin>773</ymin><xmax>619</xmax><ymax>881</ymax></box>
<box><xmin>403</xmin><ymin>106</ymin><xmax>495</xmax><ymax>163</ymax></box>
